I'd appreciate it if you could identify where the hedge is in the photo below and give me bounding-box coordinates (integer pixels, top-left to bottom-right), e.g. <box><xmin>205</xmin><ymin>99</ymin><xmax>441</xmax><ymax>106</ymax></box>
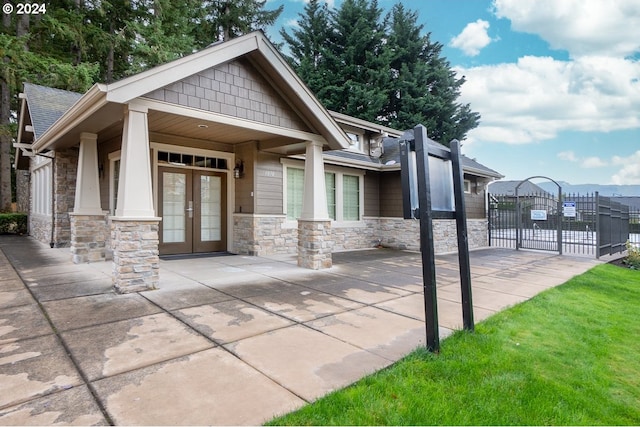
<box><xmin>0</xmin><ymin>213</ymin><xmax>28</xmax><ymax>235</ymax></box>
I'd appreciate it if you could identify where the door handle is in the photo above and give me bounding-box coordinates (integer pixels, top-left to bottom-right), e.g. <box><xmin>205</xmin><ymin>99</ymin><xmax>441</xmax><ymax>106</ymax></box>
<box><xmin>186</xmin><ymin>201</ymin><xmax>193</xmax><ymax>218</ymax></box>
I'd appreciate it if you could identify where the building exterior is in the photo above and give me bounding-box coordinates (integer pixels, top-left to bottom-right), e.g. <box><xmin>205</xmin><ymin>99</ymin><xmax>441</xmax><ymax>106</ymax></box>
<box><xmin>15</xmin><ymin>31</ymin><xmax>502</xmax><ymax>293</ymax></box>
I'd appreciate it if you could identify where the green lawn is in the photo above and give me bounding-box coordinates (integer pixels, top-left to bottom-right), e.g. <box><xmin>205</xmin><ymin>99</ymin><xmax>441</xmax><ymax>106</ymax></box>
<box><xmin>267</xmin><ymin>264</ymin><xmax>640</xmax><ymax>425</ymax></box>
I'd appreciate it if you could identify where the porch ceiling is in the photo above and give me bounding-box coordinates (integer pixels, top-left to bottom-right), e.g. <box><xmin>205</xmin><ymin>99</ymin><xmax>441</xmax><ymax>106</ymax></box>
<box><xmin>147</xmin><ymin>110</ymin><xmax>310</xmax><ymax>155</ymax></box>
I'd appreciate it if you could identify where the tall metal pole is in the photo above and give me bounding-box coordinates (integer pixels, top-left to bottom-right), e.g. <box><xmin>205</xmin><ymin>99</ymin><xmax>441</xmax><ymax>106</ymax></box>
<box><xmin>450</xmin><ymin>140</ymin><xmax>474</xmax><ymax>331</ymax></box>
<box><xmin>414</xmin><ymin>125</ymin><xmax>440</xmax><ymax>352</ymax></box>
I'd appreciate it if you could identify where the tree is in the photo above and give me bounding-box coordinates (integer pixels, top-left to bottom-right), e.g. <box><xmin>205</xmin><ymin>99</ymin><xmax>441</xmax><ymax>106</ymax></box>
<box><xmin>195</xmin><ymin>0</ymin><xmax>283</xmax><ymax>44</ymax></box>
<box><xmin>282</xmin><ymin>0</ymin><xmax>480</xmax><ymax>144</ymax></box>
<box><xmin>321</xmin><ymin>0</ymin><xmax>389</xmax><ymax>122</ymax></box>
<box><xmin>279</xmin><ymin>0</ymin><xmax>332</xmax><ymax>98</ymax></box>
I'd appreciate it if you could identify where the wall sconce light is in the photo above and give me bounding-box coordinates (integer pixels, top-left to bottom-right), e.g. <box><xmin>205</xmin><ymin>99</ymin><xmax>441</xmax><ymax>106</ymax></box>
<box><xmin>234</xmin><ymin>161</ymin><xmax>244</xmax><ymax>179</ymax></box>
<box><xmin>98</xmin><ymin>162</ymin><xmax>104</xmax><ymax>179</ymax></box>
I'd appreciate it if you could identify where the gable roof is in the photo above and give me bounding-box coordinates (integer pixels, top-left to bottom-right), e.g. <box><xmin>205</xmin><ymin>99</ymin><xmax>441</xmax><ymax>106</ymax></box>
<box><xmin>22</xmin><ymin>83</ymin><xmax>82</xmax><ymax>139</ymax></box>
<box><xmin>27</xmin><ymin>31</ymin><xmax>350</xmax><ymax>153</ymax></box>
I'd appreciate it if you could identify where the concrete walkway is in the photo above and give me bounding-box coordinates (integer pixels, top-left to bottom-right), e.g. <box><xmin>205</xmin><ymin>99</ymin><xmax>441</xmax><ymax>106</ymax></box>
<box><xmin>0</xmin><ymin>235</ymin><xmax>600</xmax><ymax>425</ymax></box>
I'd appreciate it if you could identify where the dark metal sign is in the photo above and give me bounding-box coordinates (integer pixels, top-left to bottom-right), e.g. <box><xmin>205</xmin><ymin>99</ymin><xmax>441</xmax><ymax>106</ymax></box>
<box><xmin>399</xmin><ymin>125</ymin><xmax>474</xmax><ymax>353</ymax></box>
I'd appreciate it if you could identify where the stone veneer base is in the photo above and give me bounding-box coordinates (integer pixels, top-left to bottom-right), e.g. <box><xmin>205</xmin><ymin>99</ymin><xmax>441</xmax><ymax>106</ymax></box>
<box><xmin>70</xmin><ymin>213</ymin><xmax>108</xmax><ymax>264</ymax></box>
<box><xmin>110</xmin><ymin>218</ymin><xmax>160</xmax><ymax>293</ymax></box>
<box><xmin>298</xmin><ymin>220</ymin><xmax>333</xmax><ymax>270</ymax></box>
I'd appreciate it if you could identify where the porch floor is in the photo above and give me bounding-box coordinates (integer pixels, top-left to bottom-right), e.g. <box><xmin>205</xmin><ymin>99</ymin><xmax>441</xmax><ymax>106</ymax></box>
<box><xmin>0</xmin><ymin>235</ymin><xmax>601</xmax><ymax>425</ymax></box>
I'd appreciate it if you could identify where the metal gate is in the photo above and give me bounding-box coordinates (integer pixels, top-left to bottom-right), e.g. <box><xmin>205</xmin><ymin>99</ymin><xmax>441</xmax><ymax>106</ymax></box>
<box><xmin>489</xmin><ymin>189</ymin><xmax>631</xmax><ymax>258</ymax></box>
<box><xmin>488</xmin><ymin>190</ymin><xmax>561</xmax><ymax>253</ymax></box>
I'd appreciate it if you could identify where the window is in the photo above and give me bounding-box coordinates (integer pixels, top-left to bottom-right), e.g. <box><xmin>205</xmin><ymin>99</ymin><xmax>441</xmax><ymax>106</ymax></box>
<box><xmin>345</xmin><ymin>132</ymin><xmax>363</xmax><ymax>152</ymax></box>
<box><xmin>342</xmin><ymin>174</ymin><xmax>360</xmax><ymax>220</ymax></box>
<box><xmin>464</xmin><ymin>179</ymin><xmax>472</xmax><ymax>194</ymax></box>
<box><xmin>284</xmin><ymin>165</ymin><xmax>362</xmax><ymax>222</ymax></box>
<box><xmin>325</xmin><ymin>172</ymin><xmax>336</xmax><ymax>220</ymax></box>
<box><xmin>286</xmin><ymin>167</ymin><xmax>304</xmax><ymax>220</ymax></box>
<box><xmin>157</xmin><ymin>151</ymin><xmax>227</xmax><ymax>170</ymax></box>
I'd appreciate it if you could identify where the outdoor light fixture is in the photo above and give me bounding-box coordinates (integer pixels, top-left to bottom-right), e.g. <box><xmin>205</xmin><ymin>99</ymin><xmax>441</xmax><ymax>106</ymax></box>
<box><xmin>233</xmin><ymin>161</ymin><xmax>244</xmax><ymax>179</ymax></box>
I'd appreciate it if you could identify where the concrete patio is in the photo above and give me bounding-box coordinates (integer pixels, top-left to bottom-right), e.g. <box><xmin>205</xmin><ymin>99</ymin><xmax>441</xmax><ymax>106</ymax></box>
<box><xmin>0</xmin><ymin>235</ymin><xmax>600</xmax><ymax>425</ymax></box>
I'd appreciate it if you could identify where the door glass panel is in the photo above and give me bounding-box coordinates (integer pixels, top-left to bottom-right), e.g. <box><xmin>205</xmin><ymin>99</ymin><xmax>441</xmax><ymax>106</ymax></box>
<box><xmin>163</xmin><ymin>172</ymin><xmax>186</xmax><ymax>243</ymax></box>
<box><xmin>200</xmin><ymin>175</ymin><xmax>221</xmax><ymax>241</ymax></box>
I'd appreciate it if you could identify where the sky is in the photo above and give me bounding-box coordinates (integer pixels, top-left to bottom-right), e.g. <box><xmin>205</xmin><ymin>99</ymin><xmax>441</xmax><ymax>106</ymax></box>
<box><xmin>266</xmin><ymin>0</ymin><xmax>640</xmax><ymax>186</ymax></box>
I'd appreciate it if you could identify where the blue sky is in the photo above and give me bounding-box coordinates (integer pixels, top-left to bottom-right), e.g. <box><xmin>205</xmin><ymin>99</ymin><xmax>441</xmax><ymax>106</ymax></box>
<box><xmin>267</xmin><ymin>0</ymin><xmax>640</xmax><ymax>186</ymax></box>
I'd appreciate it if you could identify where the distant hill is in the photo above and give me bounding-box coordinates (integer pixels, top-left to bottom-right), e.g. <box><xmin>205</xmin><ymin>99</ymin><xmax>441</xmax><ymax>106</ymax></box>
<box><xmin>536</xmin><ymin>182</ymin><xmax>640</xmax><ymax>196</ymax></box>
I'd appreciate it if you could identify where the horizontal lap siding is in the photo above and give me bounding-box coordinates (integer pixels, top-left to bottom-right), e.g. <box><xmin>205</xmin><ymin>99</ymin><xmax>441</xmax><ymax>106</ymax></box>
<box><xmin>255</xmin><ymin>152</ymin><xmax>283</xmax><ymax>215</ymax></box>
<box><xmin>364</xmin><ymin>172</ymin><xmax>380</xmax><ymax>217</ymax></box>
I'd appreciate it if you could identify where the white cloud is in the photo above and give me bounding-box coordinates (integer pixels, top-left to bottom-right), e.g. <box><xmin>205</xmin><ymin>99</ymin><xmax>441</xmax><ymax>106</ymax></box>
<box><xmin>557</xmin><ymin>151</ymin><xmax>577</xmax><ymax>162</ymax></box>
<box><xmin>450</xmin><ymin>19</ymin><xmax>493</xmax><ymax>56</ymax></box>
<box><xmin>581</xmin><ymin>156</ymin><xmax>608</xmax><ymax>168</ymax></box>
<box><xmin>455</xmin><ymin>55</ymin><xmax>640</xmax><ymax>144</ymax></box>
<box><xmin>492</xmin><ymin>0</ymin><xmax>640</xmax><ymax>58</ymax></box>
<box><xmin>611</xmin><ymin>151</ymin><xmax>640</xmax><ymax>184</ymax></box>
<box><xmin>285</xmin><ymin>18</ymin><xmax>300</xmax><ymax>28</ymax></box>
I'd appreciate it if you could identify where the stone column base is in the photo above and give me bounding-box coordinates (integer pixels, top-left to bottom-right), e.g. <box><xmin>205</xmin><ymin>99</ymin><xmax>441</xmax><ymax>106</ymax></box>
<box><xmin>298</xmin><ymin>220</ymin><xmax>333</xmax><ymax>269</ymax></box>
<box><xmin>70</xmin><ymin>213</ymin><xmax>108</xmax><ymax>264</ymax></box>
<box><xmin>111</xmin><ymin>218</ymin><xmax>160</xmax><ymax>293</ymax></box>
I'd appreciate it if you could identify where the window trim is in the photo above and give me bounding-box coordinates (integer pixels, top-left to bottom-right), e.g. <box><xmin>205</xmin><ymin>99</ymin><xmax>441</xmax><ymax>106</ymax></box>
<box><xmin>281</xmin><ymin>158</ymin><xmax>365</xmax><ymax>226</ymax></box>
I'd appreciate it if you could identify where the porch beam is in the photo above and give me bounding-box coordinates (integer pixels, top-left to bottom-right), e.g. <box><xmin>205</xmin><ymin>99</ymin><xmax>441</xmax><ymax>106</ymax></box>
<box><xmin>73</xmin><ymin>132</ymin><xmax>102</xmax><ymax>215</ymax></box>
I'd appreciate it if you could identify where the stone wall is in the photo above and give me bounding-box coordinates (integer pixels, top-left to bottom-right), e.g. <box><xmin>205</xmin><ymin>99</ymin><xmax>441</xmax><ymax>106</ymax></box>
<box><xmin>16</xmin><ymin>170</ymin><xmax>30</xmax><ymax>213</ymax></box>
<box><xmin>29</xmin><ymin>214</ymin><xmax>51</xmax><ymax>246</ymax></box>
<box><xmin>52</xmin><ymin>148</ymin><xmax>78</xmax><ymax>247</ymax></box>
<box><xmin>233</xmin><ymin>214</ymin><xmax>297</xmax><ymax>255</ymax></box>
<box><xmin>232</xmin><ymin>214</ymin><xmax>488</xmax><ymax>256</ymax></box>
<box><xmin>377</xmin><ymin>217</ymin><xmax>488</xmax><ymax>253</ymax></box>
<box><xmin>331</xmin><ymin>220</ymin><xmax>379</xmax><ymax>251</ymax></box>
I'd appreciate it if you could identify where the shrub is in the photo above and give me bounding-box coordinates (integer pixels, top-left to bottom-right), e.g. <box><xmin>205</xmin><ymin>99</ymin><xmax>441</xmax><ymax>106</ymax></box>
<box><xmin>0</xmin><ymin>213</ymin><xmax>27</xmax><ymax>235</ymax></box>
<box><xmin>623</xmin><ymin>240</ymin><xmax>640</xmax><ymax>270</ymax></box>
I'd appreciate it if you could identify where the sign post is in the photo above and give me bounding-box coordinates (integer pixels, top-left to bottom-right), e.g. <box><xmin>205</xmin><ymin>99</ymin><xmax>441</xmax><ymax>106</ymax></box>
<box><xmin>399</xmin><ymin>125</ymin><xmax>474</xmax><ymax>352</ymax></box>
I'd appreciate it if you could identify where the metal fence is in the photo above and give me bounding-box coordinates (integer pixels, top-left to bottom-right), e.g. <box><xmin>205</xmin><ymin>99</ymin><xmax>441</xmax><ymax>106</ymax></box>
<box><xmin>488</xmin><ymin>192</ymin><xmax>637</xmax><ymax>258</ymax></box>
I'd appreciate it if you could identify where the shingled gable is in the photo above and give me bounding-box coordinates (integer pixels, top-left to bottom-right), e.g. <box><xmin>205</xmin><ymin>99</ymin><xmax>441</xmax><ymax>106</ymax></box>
<box><xmin>30</xmin><ymin>31</ymin><xmax>350</xmax><ymax>153</ymax></box>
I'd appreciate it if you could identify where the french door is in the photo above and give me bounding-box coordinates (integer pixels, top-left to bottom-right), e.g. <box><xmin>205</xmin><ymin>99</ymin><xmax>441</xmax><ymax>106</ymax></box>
<box><xmin>158</xmin><ymin>167</ymin><xmax>226</xmax><ymax>255</ymax></box>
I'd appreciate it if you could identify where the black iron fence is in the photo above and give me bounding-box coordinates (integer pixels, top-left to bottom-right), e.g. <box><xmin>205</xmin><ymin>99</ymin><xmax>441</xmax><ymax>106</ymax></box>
<box><xmin>489</xmin><ymin>192</ymin><xmax>637</xmax><ymax>258</ymax></box>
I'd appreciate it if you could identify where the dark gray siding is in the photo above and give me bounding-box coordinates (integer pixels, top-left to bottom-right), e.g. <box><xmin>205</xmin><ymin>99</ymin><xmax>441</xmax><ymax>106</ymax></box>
<box><xmin>143</xmin><ymin>58</ymin><xmax>311</xmax><ymax>132</ymax></box>
<box><xmin>255</xmin><ymin>151</ymin><xmax>284</xmax><ymax>215</ymax></box>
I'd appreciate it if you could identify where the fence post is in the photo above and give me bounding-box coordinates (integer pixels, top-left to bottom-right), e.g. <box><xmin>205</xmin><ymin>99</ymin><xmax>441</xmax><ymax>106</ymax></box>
<box><xmin>595</xmin><ymin>191</ymin><xmax>601</xmax><ymax>259</ymax></box>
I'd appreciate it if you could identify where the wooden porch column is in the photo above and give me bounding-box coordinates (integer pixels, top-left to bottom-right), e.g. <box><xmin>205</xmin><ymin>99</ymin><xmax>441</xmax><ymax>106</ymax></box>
<box><xmin>298</xmin><ymin>140</ymin><xmax>333</xmax><ymax>269</ymax></box>
<box><xmin>70</xmin><ymin>132</ymin><xmax>108</xmax><ymax>263</ymax></box>
<box><xmin>111</xmin><ymin>103</ymin><xmax>160</xmax><ymax>293</ymax></box>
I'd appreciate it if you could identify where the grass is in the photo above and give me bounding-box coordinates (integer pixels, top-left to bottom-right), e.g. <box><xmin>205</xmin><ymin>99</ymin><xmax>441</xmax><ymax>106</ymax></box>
<box><xmin>267</xmin><ymin>264</ymin><xmax>640</xmax><ymax>425</ymax></box>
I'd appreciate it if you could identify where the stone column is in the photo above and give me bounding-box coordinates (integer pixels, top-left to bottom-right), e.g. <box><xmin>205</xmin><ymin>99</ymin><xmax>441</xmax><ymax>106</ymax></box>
<box><xmin>111</xmin><ymin>218</ymin><xmax>159</xmax><ymax>293</ymax></box>
<box><xmin>297</xmin><ymin>141</ymin><xmax>333</xmax><ymax>269</ymax></box>
<box><xmin>111</xmin><ymin>103</ymin><xmax>161</xmax><ymax>293</ymax></box>
<box><xmin>70</xmin><ymin>132</ymin><xmax>108</xmax><ymax>263</ymax></box>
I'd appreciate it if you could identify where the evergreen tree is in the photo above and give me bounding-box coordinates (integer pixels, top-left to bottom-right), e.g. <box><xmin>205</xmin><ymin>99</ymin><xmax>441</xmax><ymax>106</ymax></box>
<box><xmin>282</xmin><ymin>0</ymin><xmax>480</xmax><ymax>144</ymax></box>
<box><xmin>321</xmin><ymin>0</ymin><xmax>389</xmax><ymax>122</ymax></box>
<box><xmin>195</xmin><ymin>0</ymin><xmax>283</xmax><ymax>44</ymax></box>
<box><xmin>0</xmin><ymin>2</ymin><xmax>98</xmax><ymax>211</ymax></box>
<box><xmin>279</xmin><ymin>0</ymin><xmax>331</xmax><ymax>98</ymax></box>
<box><xmin>129</xmin><ymin>0</ymin><xmax>200</xmax><ymax>73</ymax></box>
